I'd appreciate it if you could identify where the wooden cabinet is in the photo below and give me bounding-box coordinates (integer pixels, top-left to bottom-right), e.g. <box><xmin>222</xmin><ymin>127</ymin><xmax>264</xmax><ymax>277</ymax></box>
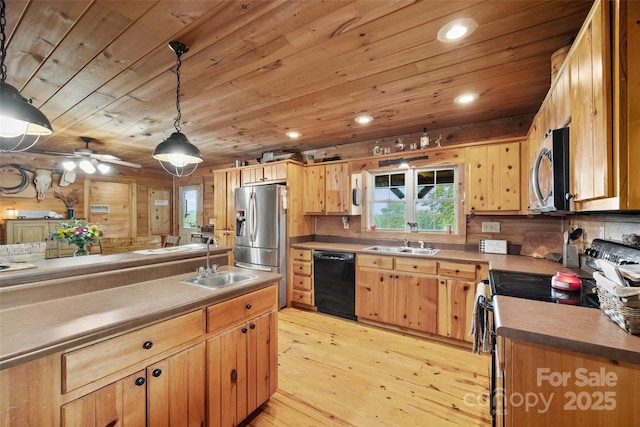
<box><xmin>437</xmin><ymin>261</ymin><xmax>485</xmax><ymax>343</ymax></box>
<box><xmin>466</xmin><ymin>142</ymin><xmax>521</xmax><ymax>213</ymax></box>
<box><xmin>213</xmin><ymin>169</ymin><xmax>240</xmax><ymax>264</ymax></box>
<box><xmin>241</xmin><ymin>162</ymin><xmax>287</xmax><ymax>186</ymax></box>
<box><xmin>356</xmin><ymin>254</ymin><xmax>485</xmax><ymax>342</ymax></box>
<box><xmin>206</xmin><ymin>285</ymin><xmax>278</xmax><ymax>427</ymax></box>
<box><xmin>291</xmin><ymin>249</ymin><xmax>314</xmax><ymax>307</ymax></box>
<box><xmin>356</xmin><ymin>254</ymin><xmax>438</xmax><ymax>334</ymax></box>
<box><xmin>569</xmin><ymin>0</ymin><xmax>612</xmax><ymax>205</ymax></box>
<box><xmin>61</xmin><ymin>343</ymin><xmax>205</xmax><ymax>427</ymax></box>
<box><xmin>498</xmin><ymin>337</ymin><xmax>640</xmax><ymax>426</ymax></box>
<box><xmin>4</xmin><ymin>219</ymin><xmax>76</xmax><ymax>258</ymax></box>
<box><xmin>303</xmin><ymin>163</ymin><xmax>351</xmax><ymax>215</ymax></box>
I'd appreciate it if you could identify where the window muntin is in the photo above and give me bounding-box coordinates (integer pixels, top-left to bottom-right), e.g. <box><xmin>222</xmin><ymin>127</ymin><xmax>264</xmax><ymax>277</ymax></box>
<box><xmin>370</xmin><ymin>166</ymin><xmax>458</xmax><ymax>232</ymax></box>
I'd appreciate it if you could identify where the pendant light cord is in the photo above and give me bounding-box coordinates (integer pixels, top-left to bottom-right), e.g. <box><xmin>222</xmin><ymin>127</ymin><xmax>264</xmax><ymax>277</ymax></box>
<box><xmin>1</xmin><ymin>0</ymin><xmax>7</xmax><ymax>82</ymax></box>
<box><xmin>174</xmin><ymin>49</ymin><xmax>182</xmax><ymax>133</ymax></box>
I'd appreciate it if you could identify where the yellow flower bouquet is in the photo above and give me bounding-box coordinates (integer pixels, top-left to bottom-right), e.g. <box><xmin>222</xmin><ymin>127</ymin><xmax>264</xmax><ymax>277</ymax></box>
<box><xmin>50</xmin><ymin>220</ymin><xmax>103</xmax><ymax>256</ymax></box>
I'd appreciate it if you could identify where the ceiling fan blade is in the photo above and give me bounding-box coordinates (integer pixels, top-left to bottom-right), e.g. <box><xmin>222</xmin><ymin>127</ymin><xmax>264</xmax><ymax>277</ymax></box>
<box><xmin>100</xmin><ymin>158</ymin><xmax>142</xmax><ymax>168</ymax></box>
<box><xmin>92</xmin><ymin>153</ymin><xmax>121</xmax><ymax>161</ymax></box>
<box><xmin>31</xmin><ymin>149</ymin><xmax>78</xmax><ymax>158</ymax></box>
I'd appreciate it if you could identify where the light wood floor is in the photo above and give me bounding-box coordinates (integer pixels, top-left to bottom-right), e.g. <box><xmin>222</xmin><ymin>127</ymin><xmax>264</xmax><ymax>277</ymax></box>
<box><xmin>241</xmin><ymin>308</ymin><xmax>491</xmax><ymax>427</ymax></box>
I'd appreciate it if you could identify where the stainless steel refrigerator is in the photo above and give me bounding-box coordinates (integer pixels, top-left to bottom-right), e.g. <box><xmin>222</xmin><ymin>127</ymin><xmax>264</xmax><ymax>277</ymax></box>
<box><xmin>234</xmin><ymin>184</ymin><xmax>287</xmax><ymax>308</ymax></box>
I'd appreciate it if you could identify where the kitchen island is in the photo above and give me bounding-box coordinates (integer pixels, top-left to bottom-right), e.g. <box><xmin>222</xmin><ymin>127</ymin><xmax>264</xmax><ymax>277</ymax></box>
<box><xmin>0</xmin><ymin>249</ymin><xmax>282</xmax><ymax>427</ymax></box>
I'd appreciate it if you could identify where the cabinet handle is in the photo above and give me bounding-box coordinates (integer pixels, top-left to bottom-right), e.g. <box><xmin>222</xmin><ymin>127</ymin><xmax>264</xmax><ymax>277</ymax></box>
<box><xmin>455</xmin><ymin>269</ymin><xmax>459</xmax><ymax>273</ymax></box>
<box><xmin>135</xmin><ymin>377</ymin><xmax>145</xmax><ymax>386</ymax></box>
<box><xmin>246</xmin><ymin>303</ymin><xmax>252</xmax><ymax>309</ymax></box>
<box><xmin>250</xmin><ymin>323</ymin><xmax>256</xmax><ymax>330</ymax></box>
<box><xmin>242</xmin><ymin>327</ymin><xmax>248</xmax><ymax>333</ymax></box>
<box><xmin>152</xmin><ymin>369</ymin><xmax>162</xmax><ymax>377</ymax></box>
<box><xmin>231</xmin><ymin>369</ymin><xmax>238</xmax><ymax>383</ymax></box>
<box><xmin>143</xmin><ymin>341</ymin><xmax>153</xmax><ymax>350</ymax></box>
<box><xmin>463</xmin><ymin>285</ymin><xmax>469</xmax><ymax>291</ymax></box>
<box><xmin>372</xmin><ymin>260</ymin><xmax>377</xmax><ymax>264</ymax></box>
<box><xmin>413</xmin><ymin>265</ymin><xmax>417</xmax><ymax>269</ymax></box>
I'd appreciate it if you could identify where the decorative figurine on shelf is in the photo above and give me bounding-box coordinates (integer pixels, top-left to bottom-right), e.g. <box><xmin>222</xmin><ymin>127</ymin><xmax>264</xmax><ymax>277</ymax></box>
<box><xmin>54</xmin><ymin>188</ymin><xmax>80</xmax><ymax>219</ymax></box>
<box><xmin>395</xmin><ymin>137</ymin><xmax>405</xmax><ymax>152</ymax></box>
<box><xmin>420</xmin><ymin>128</ymin><xmax>429</xmax><ymax>148</ymax></box>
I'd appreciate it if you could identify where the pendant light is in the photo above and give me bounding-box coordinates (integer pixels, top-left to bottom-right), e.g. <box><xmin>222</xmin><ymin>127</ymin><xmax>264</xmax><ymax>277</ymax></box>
<box><xmin>0</xmin><ymin>0</ymin><xmax>53</xmax><ymax>151</ymax></box>
<box><xmin>152</xmin><ymin>40</ymin><xmax>202</xmax><ymax>177</ymax></box>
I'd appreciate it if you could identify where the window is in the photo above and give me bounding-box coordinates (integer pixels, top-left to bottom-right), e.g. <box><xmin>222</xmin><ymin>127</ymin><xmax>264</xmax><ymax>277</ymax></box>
<box><xmin>369</xmin><ymin>166</ymin><xmax>458</xmax><ymax>232</ymax></box>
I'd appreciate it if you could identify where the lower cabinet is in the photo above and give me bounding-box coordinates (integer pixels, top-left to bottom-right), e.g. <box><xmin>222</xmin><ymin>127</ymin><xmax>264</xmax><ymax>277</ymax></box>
<box><xmin>291</xmin><ymin>248</ymin><xmax>313</xmax><ymax>307</ymax></box>
<box><xmin>356</xmin><ymin>254</ymin><xmax>484</xmax><ymax>341</ymax></box>
<box><xmin>206</xmin><ymin>285</ymin><xmax>278</xmax><ymax>427</ymax></box>
<box><xmin>61</xmin><ymin>342</ymin><xmax>206</xmax><ymax>427</ymax></box>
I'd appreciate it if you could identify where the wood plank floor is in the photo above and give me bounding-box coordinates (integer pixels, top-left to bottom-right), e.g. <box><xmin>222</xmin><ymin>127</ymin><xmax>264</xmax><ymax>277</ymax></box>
<box><xmin>240</xmin><ymin>308</ymin><xmax>491</xmax><ymax>426</ymax></box>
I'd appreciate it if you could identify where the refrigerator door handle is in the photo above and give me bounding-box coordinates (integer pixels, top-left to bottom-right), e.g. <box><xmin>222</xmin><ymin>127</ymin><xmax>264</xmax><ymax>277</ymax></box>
<box><xmin>250</xmin><ymin>192</ymin><xmax>258</xmax><ymax>242</ymax></box>
<box><xmin>235</xmin><ymin>261</ymin><xmax>273</xmax><ymax>272</ymax></box>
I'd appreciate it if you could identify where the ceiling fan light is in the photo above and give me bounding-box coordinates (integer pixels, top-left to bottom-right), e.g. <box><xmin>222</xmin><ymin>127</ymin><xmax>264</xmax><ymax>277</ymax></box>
<box><xmin>78</xmin><ymin>159</ymin><xmax>96</xmax><ymax>174</ymax></box>
<box><xmin>97</xmin><ymin>162</ymin><xmax>111</xmax><ymax>174</ymax></box>
<box><xmin>62</xmin><ymin>160</ymin><xmax>77</xmax><ymax>171</ymax></box>
<box><xmin>0</xmin><ymin>79</ymin><xmax>53</xmax><ymax>138</ymax></box>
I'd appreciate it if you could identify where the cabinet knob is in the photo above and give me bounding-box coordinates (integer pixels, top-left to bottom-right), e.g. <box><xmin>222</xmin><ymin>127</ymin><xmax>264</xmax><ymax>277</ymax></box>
<box><xmin>152</xmin><ymin>369</ymin><xmax>162</xmax><ymax>377</ymax></box>
<box><xmin>250</xmin><ymin>323</ymin><xmax>256</xmax><ymax>330</ymax></box>
<box><xmin>245</xmin><ymin>303</ymin><xmax>252</xmax><ymax>309</ymax></box>
<box><xmin>231</xmin><ymin>369</ymin><xmax>238</xmax><ymax>383</ymax></box>
<box><xmin>135</xmin><ymin>377</ymin><xmax>145</xmax><ymax>386</ymax></box>
<box><xmin>455</xmin><ymin>269</ymin><xmax>459</xmax><ymax>273</ymax></box>
<box><xmin>413</xmin><ymin>265</ymin><xmax>417</xmax><ymax>269</ymax></box>
<box><xmin>143</xmin><ymin>341</ymin><xmax>153</xmax><ymax>350</ymax></box>
<box><xmin>242</xmin><ymin>327</ymin><xmax>248</xmax><ymax>333</ymax></box>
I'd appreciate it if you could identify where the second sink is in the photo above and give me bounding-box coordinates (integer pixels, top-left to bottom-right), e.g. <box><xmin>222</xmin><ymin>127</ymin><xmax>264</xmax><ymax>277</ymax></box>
<box><xmin>182</xmin><ymin>272</ymin><xmax>257</xmax><ymax>289</ymax></box>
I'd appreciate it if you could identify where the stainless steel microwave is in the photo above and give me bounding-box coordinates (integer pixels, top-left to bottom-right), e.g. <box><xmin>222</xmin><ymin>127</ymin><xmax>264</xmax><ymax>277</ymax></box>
<box><xmin>529</xmin><ymin>127</ymin><xmax>570</xmax><ymax>212</ymax></box>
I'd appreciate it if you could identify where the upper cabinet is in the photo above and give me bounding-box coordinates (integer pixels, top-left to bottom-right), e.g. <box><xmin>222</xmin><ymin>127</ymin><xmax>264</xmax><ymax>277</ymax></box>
<box><xmin>241</xmin><ymin>162</ymin><xmax>287</xmax><ymax>186</ymax></box>
<box><xmin>213</xmin><ymin>169</ymin><xmax>240</xmax><ymax>231</ymax></box>
<box><xmin>303</xmin><ymin>163</ymin><xmax>351</xmax><ymax>215</ymax></box>
<box><xmin>569</xmin><ymin>0</ymin><xmax>613</xmax><ymax>204</ymax></box>
<box><xmin>466</xmin><ymin>142</ymin><xmax>521</xmax><ymax>214</ymax></box>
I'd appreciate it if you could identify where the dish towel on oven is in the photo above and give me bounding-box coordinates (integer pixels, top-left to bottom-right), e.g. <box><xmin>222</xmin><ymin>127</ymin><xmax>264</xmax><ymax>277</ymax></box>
<box><xmin>469</xmin><ymin>282</ymin><xmax>493</xmax><ymax>354</ymax></box>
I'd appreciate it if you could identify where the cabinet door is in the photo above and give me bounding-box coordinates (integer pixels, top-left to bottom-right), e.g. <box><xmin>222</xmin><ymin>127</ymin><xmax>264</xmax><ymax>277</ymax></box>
<box><xmin>8</xmin><ymin>221</ymin><xmax>49</xmax><ymax>243</ymax></box>
<box><xmin>467</xmin><ymin>143</ymin><xmax>520</xmax><ymax>212</ymax></box>
<box><xmin>355</xmin><ymin>268</ymin><xmax>393</xmax><ymax>323</ymax></box>
<box><xmin>147</xmin><ymin>342</ymin><xmax>206</xmax><ymax>427</ymax></box>
<box><xmin>437</xmin><ymin>279</ymin><xmax>475</xmax><ymax>342</ymax></box>
<box><xmin>394</xmin><ymin>274</ymin><xmax>438</xmax><ymax>334</ymax></box>
<box><xmin>213</xmin><ymin>171</ymin><xmax>228</xmax><ymax>230</ymax></box>
<box><xmin>303</xmin><ymin>165</ymin><xmax>325</xmax><ymax>214</ymax></box>
<box><xmin>324</xmin><ymin>163</ymin><xmax>350</xmax><ymax>214</ymax></box>
<box><xmin>246</xmin><ymin>311</ymin><xmax>276</xmax><ymax>417</ymax></box>
<box><xmin>226</xmin><ymin>170</ymin><xmax>240</xmax><ymax>230</ymax></box>
<box><xmin>61</xmin><ymin>370</ymin><xmax>146</xmax><ymax>427</ymax></box>
<box><xmin>569</xmin><ymin>0</ymin><xmax>612</xmax><ymax>203</ymax></box>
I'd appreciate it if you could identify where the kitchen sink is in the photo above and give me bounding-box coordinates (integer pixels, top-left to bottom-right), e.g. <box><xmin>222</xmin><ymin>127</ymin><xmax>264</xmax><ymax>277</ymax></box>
<box><xmin>182</xmin><ymin>272</ymin><xmax>257</xmax><ymax>289</ymax></box>
<box><xmin>363</xmin><ymin>246</ymin><xmax>440</xmax><ymax>256</ymax></box>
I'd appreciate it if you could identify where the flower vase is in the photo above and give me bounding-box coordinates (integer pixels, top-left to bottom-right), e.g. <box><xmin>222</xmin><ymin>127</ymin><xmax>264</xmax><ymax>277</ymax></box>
<box><xmin>74</xmin><ymin>242</ymin><xmax>89</xmax><ymax>257</ymax></box>
<box><xmin>67</xmin><ymin>208</ymin><xmax>75</xmax><ymax>219</ymax></box>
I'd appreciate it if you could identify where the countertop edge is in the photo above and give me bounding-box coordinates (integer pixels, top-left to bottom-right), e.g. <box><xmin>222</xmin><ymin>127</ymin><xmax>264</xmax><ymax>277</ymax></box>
<box><xmin>0</xmin><ymin>266</ymin><xmax>281</xmax><ymax>370</ymax></box>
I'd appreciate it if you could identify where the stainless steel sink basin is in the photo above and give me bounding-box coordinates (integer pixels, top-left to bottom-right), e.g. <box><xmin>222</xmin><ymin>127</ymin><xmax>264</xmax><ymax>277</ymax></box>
<box><xmin>182</xmin><ymin>272</ymin><xmax>257</xmax><ymax>289</ymax></box>
<box><xmin>363</xmin><ymin>246</ymin><xmax>440</xmax><ymax>256</ymax></box>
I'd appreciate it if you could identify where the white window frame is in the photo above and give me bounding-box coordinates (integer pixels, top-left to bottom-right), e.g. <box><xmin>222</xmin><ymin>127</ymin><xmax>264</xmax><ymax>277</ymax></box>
<box><xmin>366</xmin><ymin>164</ymin><xmax>462</xmax><ymax>234</ymax></box>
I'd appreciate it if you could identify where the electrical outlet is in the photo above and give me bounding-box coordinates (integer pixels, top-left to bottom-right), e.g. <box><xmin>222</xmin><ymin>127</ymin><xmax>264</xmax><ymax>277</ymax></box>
<box><xmin>599</xmin><ymin>226</ymin><xmax>605</xmax><ymax>239</ymax></box>
<box><xmin>482</xmin><ymin>221</ymin><xmax>501</xmax><ymax>233</ymax></box>
<box><xmin>342</xmin><ymin>216</ymin><xmax>350</xmax><ymax>229</ymax></box>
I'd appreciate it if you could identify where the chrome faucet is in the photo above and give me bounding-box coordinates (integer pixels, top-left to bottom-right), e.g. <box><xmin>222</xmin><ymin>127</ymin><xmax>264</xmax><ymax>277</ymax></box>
<box><xmin>395</xmin><ymin>236</ymin><xmax>409</xmax><ymax>247</ymax></box>
<box><xmin>198</xmin><ymin>236</ymin><xmax>219</xmax><ymax>278</ymax></box>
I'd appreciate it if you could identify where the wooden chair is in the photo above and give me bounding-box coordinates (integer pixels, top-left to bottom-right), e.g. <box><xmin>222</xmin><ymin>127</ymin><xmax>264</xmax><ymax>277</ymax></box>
<box><xmin>163</xmin><ymin>235</ymin><xmax>181</xmax><ymax>247</ymax></box>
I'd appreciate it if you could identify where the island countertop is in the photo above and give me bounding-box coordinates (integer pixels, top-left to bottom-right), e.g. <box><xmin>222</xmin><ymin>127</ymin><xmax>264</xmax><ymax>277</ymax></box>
<box><xmin>0</xmin><ymin>265</ymin><xmax>281</xmax><ymax>370</ymax></box>
<box><xmin>0</xmin><ymin>243</ymin><xmax>229</xmax><ymax>287</ymax></box>
<box><xmin>494</xmin><ymin>295</ymin><xmax>640</xmax><ymax>365</ymax></box>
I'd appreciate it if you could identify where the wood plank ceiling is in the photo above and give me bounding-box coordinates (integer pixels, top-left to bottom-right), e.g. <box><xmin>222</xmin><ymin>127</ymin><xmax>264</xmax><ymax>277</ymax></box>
<box><xmin>2</xmin><ymin>0</ymin><xmax>593</xmax><ymax>171</ymax></box>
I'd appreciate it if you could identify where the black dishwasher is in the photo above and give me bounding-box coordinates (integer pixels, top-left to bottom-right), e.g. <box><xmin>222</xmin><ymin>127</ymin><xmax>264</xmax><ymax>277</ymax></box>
<box><xmin>313</xmin><ymin>250</ymin><xmax>356</xmax><ymax>320</ymax></box>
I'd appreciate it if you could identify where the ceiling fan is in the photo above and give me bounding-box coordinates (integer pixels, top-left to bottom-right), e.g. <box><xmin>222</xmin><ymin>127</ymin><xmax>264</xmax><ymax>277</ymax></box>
<box><xmin>35</xmin><ymin>137</ymin><xmax>142</xmax><ymax>173</ymax></box>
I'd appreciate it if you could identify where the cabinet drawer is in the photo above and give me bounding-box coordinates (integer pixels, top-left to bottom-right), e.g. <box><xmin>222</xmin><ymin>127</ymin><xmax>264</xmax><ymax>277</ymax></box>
<box><xmin>438</xmin><ymin>261</ymin><xmax>478</xmax><ymax>280</ymax></box>
<box><xmin>292</xmin><ymin>249</ymin><xmax>312</xmax><ymax>262</ymax></box>
<box><xmin>357</xmin><ymin>254</ymin><xmax>394</xmax><ymax>270</ymax></box>
<box><xmin>292</xmin><ymin>260</ymin><xmax>312</xmax><ymax>276</ymax></box>
<box><xmin>206</xmin><ymin>285</ymin><xmax>277</xmax><ymax>334</ymax></box>
<box><xmin>292</xmin><ymin>274</ymin><xmax>312</xmax><ymax>291</ymax></box>
<box><xmin>292</xmin><ymin>289</ymin><xmax>313</xmax><ymax>305</ymax></box>
<box><xmin>62</xmin><ymin>310</ymin><xmax>203</xmax><ymax>393</ymax></box>
<box><xmin>395</xmin><ymin>257</ymin><xmax>437</xmax><ymax>275</ymax></box>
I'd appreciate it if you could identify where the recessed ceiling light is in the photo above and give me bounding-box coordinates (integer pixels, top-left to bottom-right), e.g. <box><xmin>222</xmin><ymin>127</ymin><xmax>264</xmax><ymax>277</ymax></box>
<box><xmin>286</xmin><ymin>131</ymin><xmax>302</xmax><ymax>139</ymax></box>
<box><xmin>454</xmin><ymin>92</ymin><xmax>479</xmax><ymax>105</ymax></box>
<box><xmin>437</xmin><ymin>18</ymin><xmax>477</xmax><ymax>43</ymax></box>
<box><xmin>354</xmin><ymin>115</ymin><xmax>373</xmax><ymax>124</ymax></box>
